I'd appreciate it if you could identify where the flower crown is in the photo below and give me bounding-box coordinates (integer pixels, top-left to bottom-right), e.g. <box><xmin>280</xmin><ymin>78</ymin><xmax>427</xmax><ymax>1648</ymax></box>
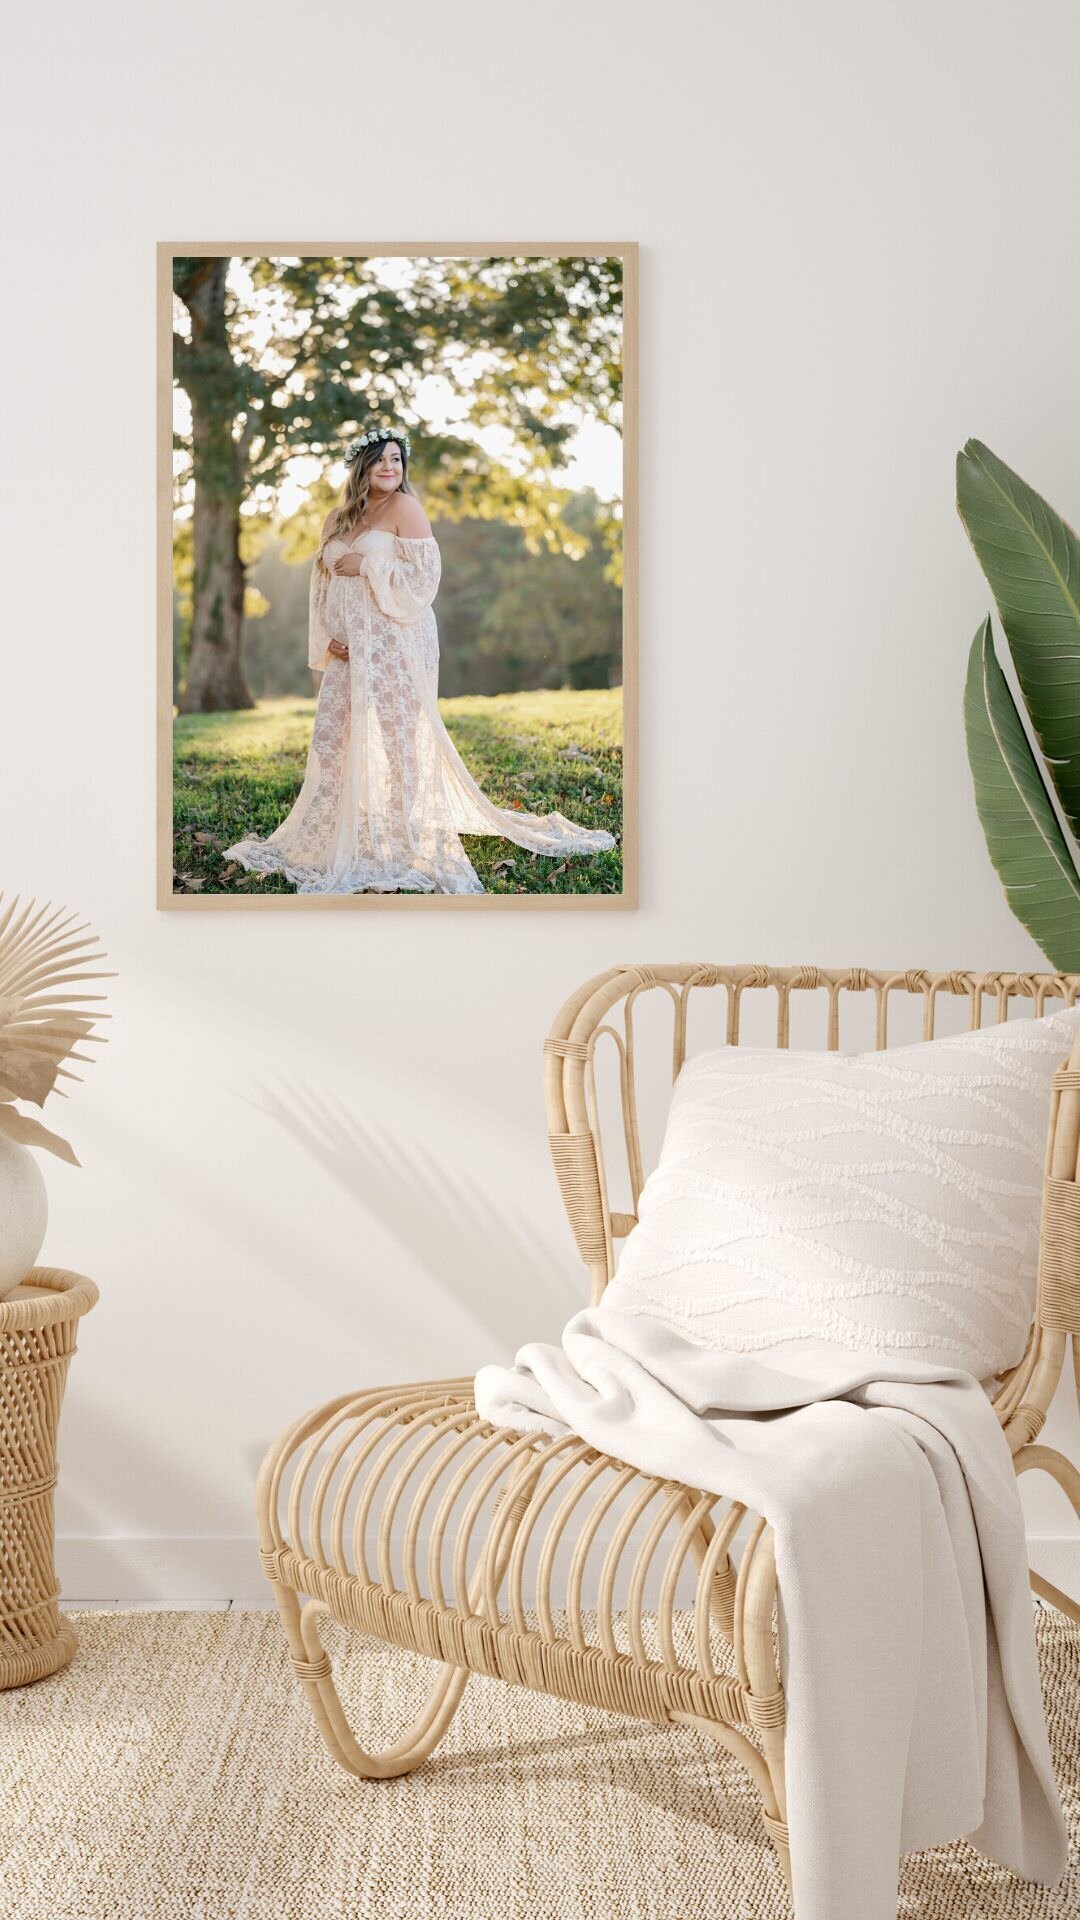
<box><xmin>344</xmin><ymin>426</ymin><xmax>412</xmax><ymax>466</ymax></box>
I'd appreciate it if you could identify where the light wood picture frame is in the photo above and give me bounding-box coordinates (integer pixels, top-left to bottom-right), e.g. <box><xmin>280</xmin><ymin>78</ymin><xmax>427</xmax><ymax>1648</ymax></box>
<box><xmin>157</xmin><ymin>242</ymin><xmax>637</xmax><ymax>910</ymax></box>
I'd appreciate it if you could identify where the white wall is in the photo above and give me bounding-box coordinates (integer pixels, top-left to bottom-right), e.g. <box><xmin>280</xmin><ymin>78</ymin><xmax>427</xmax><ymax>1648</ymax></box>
<box><xmin>4</xmin><ymin>0</ymin><xmax>1080</xmax><ymax>1599</ymax></box>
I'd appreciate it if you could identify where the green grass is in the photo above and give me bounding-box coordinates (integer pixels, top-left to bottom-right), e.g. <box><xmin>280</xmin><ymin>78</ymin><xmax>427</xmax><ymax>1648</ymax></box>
<box><xmin>173</xmin><ymin>687</ymin><xmax>623</xmax><ymax>895</ymax></box>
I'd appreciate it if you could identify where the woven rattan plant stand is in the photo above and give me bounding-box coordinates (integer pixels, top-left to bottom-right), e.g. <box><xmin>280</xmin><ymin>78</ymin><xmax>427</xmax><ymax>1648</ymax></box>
<box><xmin>257</xmin><ymin>964</ymin><xmax>1080</xmax><ymax>1909</ymax></box>
<box><xmin>0</xmin><ymin>1266</ymin><xmax>97</xmax><ymax>1689</ymax></box>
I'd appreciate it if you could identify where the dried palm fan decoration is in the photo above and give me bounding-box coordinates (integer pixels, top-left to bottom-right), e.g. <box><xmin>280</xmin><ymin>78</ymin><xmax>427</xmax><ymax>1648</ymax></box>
<box><xmin>0</xmin><ymin>893</ymin><xmax>114</xmax><ymax>1166</ymax></box>
<box><xmin>0</xmin><ymin>893</ymin><xmax>112</xmax><ymax>1686</ymax></box>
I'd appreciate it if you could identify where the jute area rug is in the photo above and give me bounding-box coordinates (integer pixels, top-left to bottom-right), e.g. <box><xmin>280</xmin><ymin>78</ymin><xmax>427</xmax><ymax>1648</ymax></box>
<box><xmin>1</xmin><ymin>1604</ymin><xmax>1077</xmax><ymax>1920</ymax></box>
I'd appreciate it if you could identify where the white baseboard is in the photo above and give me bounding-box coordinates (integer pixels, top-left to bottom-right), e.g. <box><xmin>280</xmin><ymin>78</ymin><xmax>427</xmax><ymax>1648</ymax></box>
<box><xmin>58</xmin><ymin>1534</ymin><xmax>1080</xmax><ymax>1608</ymax></box>
<box><xmin>58</xmin><ymin>1537</ymin><xmax>270</xmax><ymax>1604</ymax></box>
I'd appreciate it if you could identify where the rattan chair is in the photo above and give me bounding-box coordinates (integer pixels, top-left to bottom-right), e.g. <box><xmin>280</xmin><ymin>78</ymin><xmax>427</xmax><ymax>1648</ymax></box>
<box><xmin>256</xmin><ymin>964</ymin><xmax>1080</xmax><ymax>1906</ymax></box>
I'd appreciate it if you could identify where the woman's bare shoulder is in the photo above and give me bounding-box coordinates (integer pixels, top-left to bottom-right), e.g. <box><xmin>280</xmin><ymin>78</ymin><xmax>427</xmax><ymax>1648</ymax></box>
<box><xmin>320</xmin><ymin>509</ymin><xmax>339</xmax><ymax>541</ymax></box>
<box><xmin>392</xmin><ymin>494</ymin><xmax>433</xmax><ymax>539</ymax></box>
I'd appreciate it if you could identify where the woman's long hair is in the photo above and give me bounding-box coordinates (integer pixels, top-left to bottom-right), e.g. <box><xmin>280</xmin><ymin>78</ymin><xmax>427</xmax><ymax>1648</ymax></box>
<box><xmin>326</xmin><ymin>432</ymin><xmax>417</xmax><ymax>542</ymax></box>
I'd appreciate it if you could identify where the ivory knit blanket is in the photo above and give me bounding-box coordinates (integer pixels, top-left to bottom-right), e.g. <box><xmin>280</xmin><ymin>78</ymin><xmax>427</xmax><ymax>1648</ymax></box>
<box><xmin>474</xmin><ymin>1328</ymin><xmax>1069</xmax><ymax>1918</ymax></box>
<box><xmin>474</xmin><ymin>1005</ymin><xmax>1080</xmax><ymax>1917</ymax></box>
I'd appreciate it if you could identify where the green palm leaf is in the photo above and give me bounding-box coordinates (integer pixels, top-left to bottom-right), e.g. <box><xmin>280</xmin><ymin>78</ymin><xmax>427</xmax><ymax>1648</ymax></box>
<box><xmin>964</xmin><ymin>616</ymin><xmax>1080</xmax><ymax>971</ymax></box>
<box><xmin>957</xmin><ymin>438</ymin><xmax>1080</xmax><ymax>840</ymax></box>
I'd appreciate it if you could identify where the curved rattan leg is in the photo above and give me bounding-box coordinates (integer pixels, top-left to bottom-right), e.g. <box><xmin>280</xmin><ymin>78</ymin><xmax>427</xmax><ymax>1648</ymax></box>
<box><xmin>740</xmin><ymin>1524</ymin><xmax>792</xmax><ymax>1898</ymax></box>
<box><xmin>272</xmin><ymin>1582</ymin><xmax>469</xmax><ymax>1779</ymax></box>
<box><xmin>1017</xmin><ymin>1441</ymin><xmax>1080</xmax><ymax>1625</ymax></box>
<box><xmin>673</xmin><ymin>1705</ymin><xmax>792</xmax><ymax>1892</ymax></box>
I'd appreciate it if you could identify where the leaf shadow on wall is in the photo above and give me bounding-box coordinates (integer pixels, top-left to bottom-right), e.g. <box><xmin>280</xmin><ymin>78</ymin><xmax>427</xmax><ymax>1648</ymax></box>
<box><xmin>237</xmin><ymin>1077</ymin><xmax>583</xmax><ymax>1363</ymax></box>
<box><xmin>55</xmin><ymin>1389</ymin><xmax>240</xmax><ymax>1541</ymax></box>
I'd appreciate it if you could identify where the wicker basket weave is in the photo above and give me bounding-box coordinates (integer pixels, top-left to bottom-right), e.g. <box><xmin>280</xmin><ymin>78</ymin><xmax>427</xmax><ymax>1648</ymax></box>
<box><xmin>0</xmin><ymin>1266</ymin><xmax>98</xmax><ymax>1689</ymax></box>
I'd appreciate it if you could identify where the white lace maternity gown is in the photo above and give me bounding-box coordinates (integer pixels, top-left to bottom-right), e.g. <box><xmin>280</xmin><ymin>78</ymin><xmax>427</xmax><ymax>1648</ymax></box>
<box><xmin>224</xmin><ymin>526</ymin><xmax>617</xmax><ymax>894</ymax></box>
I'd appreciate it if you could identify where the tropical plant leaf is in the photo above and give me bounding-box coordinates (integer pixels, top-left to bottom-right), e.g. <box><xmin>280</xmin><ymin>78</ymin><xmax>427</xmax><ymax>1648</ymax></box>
<box><xmin>957</xmin><ymin>438</ymin><xmax>1080</xmax><ymax>841</ymax></box>
<box><xmin>964</xmin><ymin>617</ymin><xmax>1080</xmax><ymax>970</ymax></box>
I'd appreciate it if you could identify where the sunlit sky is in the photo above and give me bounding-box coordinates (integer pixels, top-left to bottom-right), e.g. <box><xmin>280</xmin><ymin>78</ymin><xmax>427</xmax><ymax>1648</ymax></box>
<box><xmin>174</xmin><ymin>256</ymin><xmax>622</xmax><ymax>517</ymax></box>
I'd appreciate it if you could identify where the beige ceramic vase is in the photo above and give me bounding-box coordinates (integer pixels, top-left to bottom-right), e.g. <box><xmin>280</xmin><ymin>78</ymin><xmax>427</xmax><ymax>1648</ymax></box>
<box><xmin>0</xmin><ymin>1138</ymin><xmax>48</xmax><ymax>1300</ymax></box>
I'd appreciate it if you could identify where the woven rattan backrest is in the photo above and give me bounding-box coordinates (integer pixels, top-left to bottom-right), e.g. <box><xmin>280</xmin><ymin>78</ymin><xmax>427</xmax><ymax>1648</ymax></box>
<box><xmin>543</xmin><ymin>965</ymin><xmax>1080</xmax><ymax>1448</ymax></box>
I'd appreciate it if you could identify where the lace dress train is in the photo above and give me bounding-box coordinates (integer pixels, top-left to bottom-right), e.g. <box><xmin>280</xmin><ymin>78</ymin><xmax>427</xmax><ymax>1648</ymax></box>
<box><xmin>224</xmin><ymin>528</ymin><xmax>617</xmax><ymax>895</ymax></box>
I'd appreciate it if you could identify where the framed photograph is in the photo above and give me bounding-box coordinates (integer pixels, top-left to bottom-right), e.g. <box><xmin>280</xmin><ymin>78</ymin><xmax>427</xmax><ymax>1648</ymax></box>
<box><xmin>158</xmin><ymin>242</ymin><xmax>636</xmax><ymax>908</ymax></box>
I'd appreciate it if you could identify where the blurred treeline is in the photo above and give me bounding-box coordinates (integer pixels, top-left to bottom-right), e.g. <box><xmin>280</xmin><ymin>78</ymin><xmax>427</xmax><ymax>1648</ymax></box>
<box><xmin>176</xmin><ymin>488</ymin><xmax>621</xmax><ymax>702</ymax></box>
<box><xmin>172</xmin><ymin>255</ymin><xmax>624</xmax><ymax>713</ymax></box>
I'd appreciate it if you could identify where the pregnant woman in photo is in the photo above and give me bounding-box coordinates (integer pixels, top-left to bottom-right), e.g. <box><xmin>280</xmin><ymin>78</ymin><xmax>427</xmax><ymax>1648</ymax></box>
<box><xmin>225</xmin><ymin>427</ymin><xmax>617</xmax><ymax>895</ymax></box>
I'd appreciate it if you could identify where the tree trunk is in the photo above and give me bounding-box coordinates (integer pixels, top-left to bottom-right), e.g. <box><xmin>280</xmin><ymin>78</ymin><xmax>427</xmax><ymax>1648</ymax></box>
<box><xmin>181</xmin><ymin>488</ymin><xmax>252</xmax><ymax>711</ymax></box>
<box><xmin>176</xmin><ymin>259</ymin><xmax>254</xmax><ymax>713</ymax></box>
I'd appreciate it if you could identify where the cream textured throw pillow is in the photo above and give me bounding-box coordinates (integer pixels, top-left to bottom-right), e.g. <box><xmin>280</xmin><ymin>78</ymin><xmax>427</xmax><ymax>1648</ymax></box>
<box><xmin>606</xmin><ymin>1004</ymin><xmax>1080</xmax><ymax>1379</ymax></box>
